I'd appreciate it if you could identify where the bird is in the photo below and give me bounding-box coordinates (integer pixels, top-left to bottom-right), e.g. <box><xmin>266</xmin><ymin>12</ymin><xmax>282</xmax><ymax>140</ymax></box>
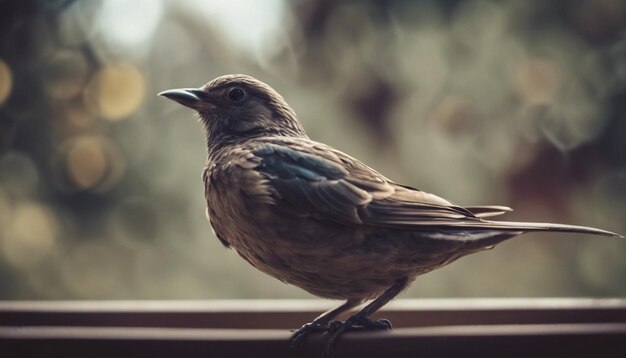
<box><xmin>159</xmin><ymin>74</ymin><xmax>622</xmax><ymax>357</ymax></box>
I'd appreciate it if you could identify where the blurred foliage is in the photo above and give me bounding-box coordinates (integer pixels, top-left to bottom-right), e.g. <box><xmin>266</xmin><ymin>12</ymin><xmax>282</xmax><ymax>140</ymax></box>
<box><xmin>0</xmin><ymin>0</ymin><xmax>624</xmax><ymax>300</ymax></box>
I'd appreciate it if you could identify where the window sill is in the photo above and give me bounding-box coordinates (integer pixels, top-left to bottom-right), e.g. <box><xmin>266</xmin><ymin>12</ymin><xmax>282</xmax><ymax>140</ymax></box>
<box><xmin>1</xmin><ymin>298</ymin><xmax>625</xmax><ymax>357</ymax></box>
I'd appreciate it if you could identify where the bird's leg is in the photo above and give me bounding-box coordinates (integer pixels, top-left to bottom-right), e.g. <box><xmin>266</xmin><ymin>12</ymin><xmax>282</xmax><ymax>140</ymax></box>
<box><xmin>291</xmin><ymin>298</ymin><xmax>363</xmax><ymax>347</ymax></box>
<box><xmin>324</xmin><ymin>277</ymin><xmax>409</xmax><ymax>358</ymax></box>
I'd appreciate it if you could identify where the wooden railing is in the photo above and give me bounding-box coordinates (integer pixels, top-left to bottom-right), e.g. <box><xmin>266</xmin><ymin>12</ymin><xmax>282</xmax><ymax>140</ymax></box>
<box><xmin>1</xmin><ymin>299</ymin><xmax>625</xmax><ymax>357</ymax></box>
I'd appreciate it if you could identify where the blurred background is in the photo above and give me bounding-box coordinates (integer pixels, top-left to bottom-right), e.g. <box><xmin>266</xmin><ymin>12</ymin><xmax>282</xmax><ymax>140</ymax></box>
<box><xmin>0</xmin><ymin>0</ymin><xmax>624</xmax><ymax>300</ymax></box>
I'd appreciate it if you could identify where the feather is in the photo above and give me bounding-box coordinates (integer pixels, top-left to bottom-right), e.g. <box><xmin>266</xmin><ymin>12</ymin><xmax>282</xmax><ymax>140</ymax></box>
<box><xmin>464</xmin><ymin>205</ymin><xmax>513</xmax><ymax>218</ymax></box>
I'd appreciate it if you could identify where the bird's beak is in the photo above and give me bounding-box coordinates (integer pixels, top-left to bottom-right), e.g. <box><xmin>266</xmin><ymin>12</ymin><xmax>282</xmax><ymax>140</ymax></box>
<box><xmin>158</xmin><ymin>88</ymin><xmax>211</xmax><ymax>111</ymax></box>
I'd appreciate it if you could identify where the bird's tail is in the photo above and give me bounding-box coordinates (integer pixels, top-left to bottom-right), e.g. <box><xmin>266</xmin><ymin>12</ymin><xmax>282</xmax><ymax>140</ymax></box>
<box><xmin>472</xmin><ymin>220</ymin><xmax>623</xmax><ymax>238</ymax></box>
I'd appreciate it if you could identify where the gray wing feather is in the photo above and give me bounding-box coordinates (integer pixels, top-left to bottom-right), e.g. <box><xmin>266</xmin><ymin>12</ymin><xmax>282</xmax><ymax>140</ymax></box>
<box><xmin>250</xmin><ymin>140</ymin><xmax>622</xmax><ymax>238</ymax></box>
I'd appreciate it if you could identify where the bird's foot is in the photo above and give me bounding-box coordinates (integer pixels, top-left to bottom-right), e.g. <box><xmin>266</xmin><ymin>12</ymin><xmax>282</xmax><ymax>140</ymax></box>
<box><xmin>290</xmin><ymin>322</ymin><xmax>329</xmax><ymax>348</ymax></box>
<box><xmin>323</xmin><ymin>317</ymin><xmax>392</xmax><ymax>358</ymax></box>
<box><xmin>291</xmin><ymin>317</ymin><xmax>392</xmax><ymax>355</ymax></box>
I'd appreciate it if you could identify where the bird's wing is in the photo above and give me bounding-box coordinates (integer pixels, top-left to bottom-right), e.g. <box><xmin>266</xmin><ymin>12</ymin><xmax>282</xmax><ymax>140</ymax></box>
<box><xmin>246</xmin><ymin>139</ymin><xmax>621</xmax><ymax>238</ymax></box>
<box><xmin>250</xmin><ymin>140</ymin><xmax>483</xmax><ymax>228</ymax></box>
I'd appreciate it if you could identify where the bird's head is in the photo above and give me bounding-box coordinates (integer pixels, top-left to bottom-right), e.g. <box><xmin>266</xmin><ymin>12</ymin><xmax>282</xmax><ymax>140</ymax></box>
<box><xmin>159</xmin><ymin>74</ymin><xmax>306</xmax><ymax>147</ymax></box>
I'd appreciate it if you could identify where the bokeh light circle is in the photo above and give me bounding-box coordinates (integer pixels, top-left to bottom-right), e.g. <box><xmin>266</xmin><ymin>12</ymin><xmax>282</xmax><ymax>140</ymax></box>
<box><xmin>0</xmin><ymin>58</ymin><xmax>13</xmax><ymax>105</ymax></box>
<box><xmin>1</xmin><ymin>202</ymin><xmax>58</xmax><ymax>269</ymax></box>
<box><xmin>84</xmin><ymin>63</ymin><xmax>145</xmax><ymax>121</ymax></box>
<box><xmin>55</xmin><ymin>136</ymin><xmax>126</xmax><ymax>192</ymax></box>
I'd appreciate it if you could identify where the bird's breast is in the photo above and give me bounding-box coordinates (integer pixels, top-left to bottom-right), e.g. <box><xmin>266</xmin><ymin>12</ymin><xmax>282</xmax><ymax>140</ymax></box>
<box><xmin>205</xmin><ymin>187</ymin><xmax>467</xmax><ymax>299</ymax></box>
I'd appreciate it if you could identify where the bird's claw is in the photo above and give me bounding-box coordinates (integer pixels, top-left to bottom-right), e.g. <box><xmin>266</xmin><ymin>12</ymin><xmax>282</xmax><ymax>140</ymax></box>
<box><xmin>290</xmin><ymin>322</ymin><xmax>328</xmax><ymax>348</ymax></box>
<box><xmin>323</xmin><ymin>317</ymin><xmax>392</xmax><ymax>358</ymax></box>
<box><xmin>352</xmin><ymin>317</ymin><xmax>393</xmax><ymax>330</ymax></box>
<box><xmin>292</xmin><ymin>317</ymin><xmax>393</xmax><ymax>357</ymax></box>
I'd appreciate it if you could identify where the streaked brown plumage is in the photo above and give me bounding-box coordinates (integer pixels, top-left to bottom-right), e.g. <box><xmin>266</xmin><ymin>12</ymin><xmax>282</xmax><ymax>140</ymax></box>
<box><xmin>159</xmin><ymin>74</ymin><xmax>622</xmax><ymax>357</ymax></box>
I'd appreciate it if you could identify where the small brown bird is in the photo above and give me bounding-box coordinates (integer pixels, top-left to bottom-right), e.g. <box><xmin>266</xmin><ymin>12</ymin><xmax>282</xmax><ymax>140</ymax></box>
<box><xmin>159</xmin><ymin>74</ymin><xmax>622</xmax><ymax>357</ymax></box>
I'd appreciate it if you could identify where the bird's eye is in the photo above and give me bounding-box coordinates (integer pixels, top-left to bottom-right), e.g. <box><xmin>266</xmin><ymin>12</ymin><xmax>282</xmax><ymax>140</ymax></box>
<box><xmin>227</xmin><ymin>87</ymin><xmax>246</xmax><ymax>102</ymax></box>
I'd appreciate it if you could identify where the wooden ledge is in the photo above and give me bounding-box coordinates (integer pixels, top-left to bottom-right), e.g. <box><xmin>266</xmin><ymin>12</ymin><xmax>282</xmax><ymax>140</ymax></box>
<box><xmin>1</xmin><ymin>299</ymin><xmax>626</xmax><ymax>357</ymax></box>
